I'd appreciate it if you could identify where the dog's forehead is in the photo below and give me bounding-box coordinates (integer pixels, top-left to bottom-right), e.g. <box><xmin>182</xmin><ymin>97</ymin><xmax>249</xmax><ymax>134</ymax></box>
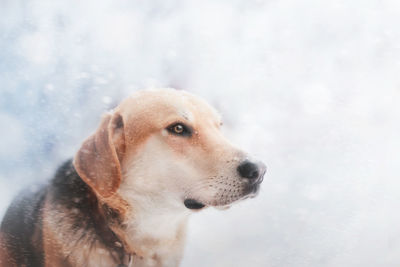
<box><xmin>169</xmin><ymin>92</ymin><xmax>220</xmax><ymax>123</ymax></box>
<box><xmin>119</xmin><ymin>89</ymin><xmax>221</xmax><ymax>125</ymax></box>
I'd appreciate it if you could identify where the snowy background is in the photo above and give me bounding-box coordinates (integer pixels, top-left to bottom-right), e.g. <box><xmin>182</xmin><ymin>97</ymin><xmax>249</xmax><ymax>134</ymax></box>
<box><xmin>1</xmin><ymin>0</ymin><xmax>400</xmax><ymax>266</ymax></box>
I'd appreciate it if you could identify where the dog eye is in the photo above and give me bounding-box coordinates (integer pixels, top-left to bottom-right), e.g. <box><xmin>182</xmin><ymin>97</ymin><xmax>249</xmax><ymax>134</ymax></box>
<box><xmin>167</xmin><ymin>123</ymin><xmax>192</xmax><ymax>137</ymax></box>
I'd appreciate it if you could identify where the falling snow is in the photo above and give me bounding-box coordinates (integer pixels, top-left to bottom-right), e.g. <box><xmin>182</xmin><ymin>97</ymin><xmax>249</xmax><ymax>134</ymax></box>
<box><xmin>1</xmin><ymin>0</ymin><xmax>400</xmax><ymax>267</ymax></box>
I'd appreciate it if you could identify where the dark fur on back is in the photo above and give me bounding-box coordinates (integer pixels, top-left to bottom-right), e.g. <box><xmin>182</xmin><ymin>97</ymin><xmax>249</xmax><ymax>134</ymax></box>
<box><xmin>50</xmin><ymin>159</ymin><xmax>99</xmax><ymax>235</ymax></box>
<box><xmin>0</xmin><ymin>160</ymin><xmax>122</xmax><ymax>267</ymax></box>
<box><xmin>0</xmin><ymin>185</ymin><xmax>46</xmax><ymax>266</ymax></box>
<box><xmin>49</xmin><ymin>160</ymin><xmax>122</xmax><ymax>248</ymax></box>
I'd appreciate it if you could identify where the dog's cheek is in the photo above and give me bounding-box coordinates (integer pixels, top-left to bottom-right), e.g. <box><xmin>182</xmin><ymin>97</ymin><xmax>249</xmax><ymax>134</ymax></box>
<box><xmin>164</xmin><ymin>137</ymin><xmax>192</xmax><ymax>155</ymax></box>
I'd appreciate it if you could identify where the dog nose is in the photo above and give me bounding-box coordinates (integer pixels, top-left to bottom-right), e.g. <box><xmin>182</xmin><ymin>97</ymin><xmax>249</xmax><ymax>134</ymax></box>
<box><xmin>237</xmin><ymin>160</ymin><xmax>266</xmax><ymax>182</ymax></box>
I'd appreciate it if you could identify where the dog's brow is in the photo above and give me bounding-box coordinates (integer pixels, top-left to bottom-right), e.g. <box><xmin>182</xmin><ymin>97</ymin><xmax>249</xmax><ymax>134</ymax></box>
<box><xmin>178</xmin><ymin>110</ymin><xmax>193</xmax><ymax>122</ymax></box>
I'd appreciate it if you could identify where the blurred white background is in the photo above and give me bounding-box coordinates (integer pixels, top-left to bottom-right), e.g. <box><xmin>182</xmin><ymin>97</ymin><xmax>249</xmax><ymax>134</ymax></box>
<box><xmin>1</xmin><ymin>0</ymin><xmax>400</xmax><ymax>266</ymax></box>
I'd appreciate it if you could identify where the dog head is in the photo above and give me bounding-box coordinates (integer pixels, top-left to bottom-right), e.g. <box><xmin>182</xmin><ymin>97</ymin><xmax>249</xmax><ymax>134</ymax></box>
<box><xmin>74</xmin><ymin>89</ymin><xmax>265</xmax><ymax>213</ymax></box>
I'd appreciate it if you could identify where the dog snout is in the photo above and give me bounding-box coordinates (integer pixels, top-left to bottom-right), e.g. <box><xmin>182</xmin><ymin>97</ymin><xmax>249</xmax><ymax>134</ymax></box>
<box><xmin>237</xmin><ymin>160</ymin><xmax>266</xmax><ymax>184</ymax></box>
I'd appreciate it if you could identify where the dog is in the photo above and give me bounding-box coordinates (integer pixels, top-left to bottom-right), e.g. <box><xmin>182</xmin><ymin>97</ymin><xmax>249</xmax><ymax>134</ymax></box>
<box><xmin>0</xmin><ymin>89</ymin><xmax>266</xmax><ymax>267</ymax></box>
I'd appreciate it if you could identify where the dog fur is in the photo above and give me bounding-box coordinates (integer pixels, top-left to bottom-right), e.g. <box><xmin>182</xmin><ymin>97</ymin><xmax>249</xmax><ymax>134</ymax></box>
<box><xmin>0</xmin><ymin>89</ymin><xmax>265</xmax><ymax>267</ymax></box>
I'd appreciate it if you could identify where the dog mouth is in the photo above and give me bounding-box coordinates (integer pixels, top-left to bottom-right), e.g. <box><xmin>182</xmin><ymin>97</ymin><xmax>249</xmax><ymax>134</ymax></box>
<box><xmin>184</xmin><ymin>181</ymin><xmax>262</xmax><ymax>210</ymax></box>
<box><xmin>184</xmin><ymin>198</ymin><xmax>206</xmax><ymax>210</ymax></box>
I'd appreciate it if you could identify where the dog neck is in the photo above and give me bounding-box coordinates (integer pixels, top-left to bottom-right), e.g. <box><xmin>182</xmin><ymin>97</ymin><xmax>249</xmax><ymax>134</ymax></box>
<box><xmin>114</xmin><ymin>190</ymin><xmax>190</xmax><ymax>265</ymax></box>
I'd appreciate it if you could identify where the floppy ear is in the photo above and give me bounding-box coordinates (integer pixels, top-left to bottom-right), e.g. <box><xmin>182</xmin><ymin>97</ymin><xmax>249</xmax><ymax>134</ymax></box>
<box><xmin>73</xmin><ymin>112</ymin><xmax>125</xmax><ymax>198</ymax></box>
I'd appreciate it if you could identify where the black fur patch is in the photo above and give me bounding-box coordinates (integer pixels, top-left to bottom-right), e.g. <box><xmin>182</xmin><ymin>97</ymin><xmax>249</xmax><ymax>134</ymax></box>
<box><xmin>0</xmin><ymin>185</ymin><xmax>46</xmax><ymax>266</ymax></box>
<box><xmin>0</xmin><ymin>159</ymin><xmax>124</xmax><ymax>266</ymax></box>
<box><xmin>50</xmin><ymin>160</ymin><xmax>123</xmax><ymax>248</ymax></box>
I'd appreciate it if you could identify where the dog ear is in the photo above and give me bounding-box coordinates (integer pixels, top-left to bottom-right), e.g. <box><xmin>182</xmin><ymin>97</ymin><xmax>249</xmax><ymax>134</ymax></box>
<box><xmin>74</xmin><ymin>112</ymin><xmax>125</xmax><ymax>198</ymax></box>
